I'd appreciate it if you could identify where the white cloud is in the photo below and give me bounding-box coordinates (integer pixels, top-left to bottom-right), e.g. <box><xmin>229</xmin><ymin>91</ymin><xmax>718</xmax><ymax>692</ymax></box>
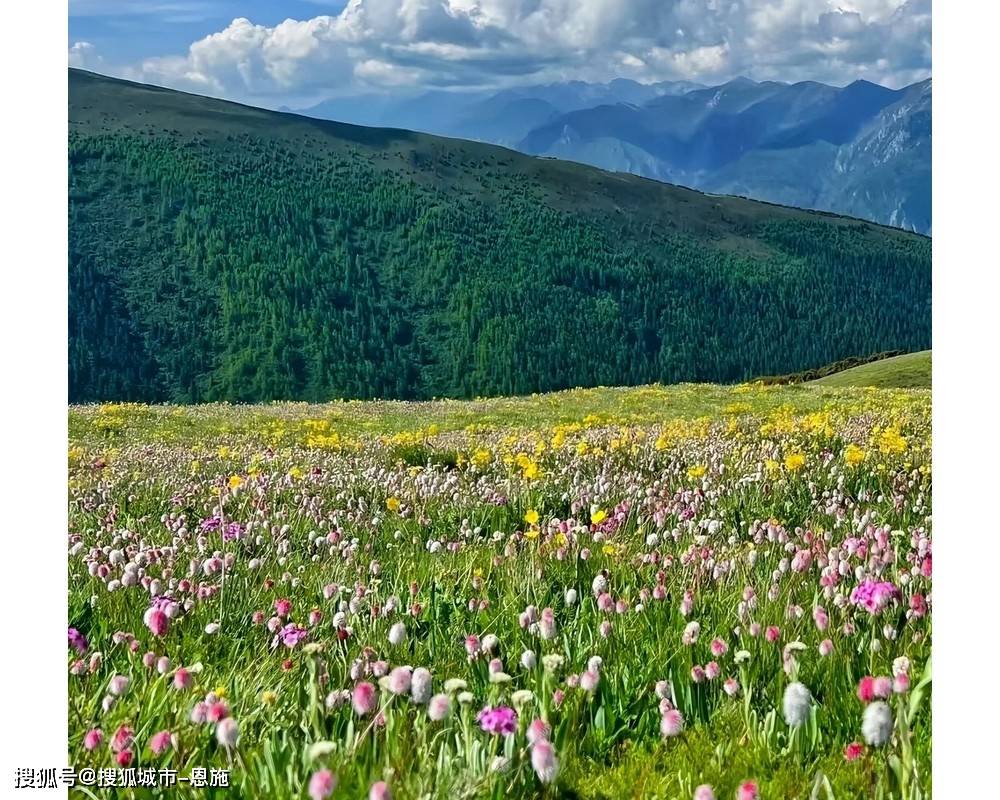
<box><xmin>72</xmin><ymin>0</ymin><xmax>931</xmax><ymax>102</ymax></box>
<box><xmin>68</xmin><ymin>41</ymin><xmax>103</xmax><ymax>70</ymax></box>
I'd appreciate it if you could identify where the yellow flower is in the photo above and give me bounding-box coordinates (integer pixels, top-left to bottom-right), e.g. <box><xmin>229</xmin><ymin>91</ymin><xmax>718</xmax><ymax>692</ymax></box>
<box><xmin>227</xmin><ymin>475</ymin><xmax>243</xmax><ymax>490</ymax></box>
<box><xmin>784</xmin><ymin>452</ymin><xmax>806</xmax><ymax>472</ymax></box>
<box><xmin>472</xmin><ymin>448</ymin><xmax>491</xmax><ymax>466</ymax></box>
<box><xmin>386</xmin><ymin>497</ymin><xmax>401</xmax><ymax>512</ymax></box>
<box><xmin>261</xmin><ymin>690</ymin><xmax>277</xmax><ymax>706</ymax></box>
<box><xmin>554</xmin><ymin>532</ymin><xmax>568</xmax><ymax>548</ymax></box>
<box><xmin>687</xmin><ymin>464</ymin><xmax>707</xmax><ymax>480</ymax></box>
<box><xmin>189</xmin><ymin>459</ymin><xmax>201</xmax><ymax>475</ymax></box>
<box><xmin>843</xmin><ymin>444</ymin><xmax>866</xmax><ymax>466</ymax></box>
<box><xmin>524</xmin><ymin>509</ymin><xmax>539</xmax><ymax>526</ymax></box>
<box><xmin>214</xmin><ymin>686</ymin><xmax>227</xmax><ymax>699</ymax></box>
<box><xmin>602</xmin><ymin>543</ymin><xmax>617</xmax><ymax>556</ymax></box>
<box><xmin>217</xmin><ymin>446</ymin><xmax>231</xmax><ymax>458</ymax></box>
<box><xmin>591</xmin><ymin>508</ymin><xmax>607</xmax><ymax>526</ymax></box>
<box><xmin>524</xmin><ymin>528</ymin><xmax>540</xmax><ymax>541</ymax></box>
<box><xmin>288</xmin><ymin>466</ymin><xmax>304</xmax><ymax>480</ymax></box>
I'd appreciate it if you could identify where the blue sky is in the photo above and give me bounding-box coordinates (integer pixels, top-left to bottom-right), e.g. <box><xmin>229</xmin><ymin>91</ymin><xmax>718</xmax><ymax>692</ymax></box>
<box><xmin>68</xmin><ymin>1</ymin><xmax>931</xmax><ymax>107</ymax></box>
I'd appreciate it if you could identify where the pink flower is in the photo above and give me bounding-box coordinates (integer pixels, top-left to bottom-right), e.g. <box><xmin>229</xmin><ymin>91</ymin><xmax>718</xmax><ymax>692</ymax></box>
<box><xmin>427</xmin><ymin>693</ymin><xmax>451</xmax><ymax>721</ymax></box>
<box><xmin>149</xmin><ymin>730</ymin><xmax>172</xmax><ymax>756</ymax></box>
<box><xmin>765</xmin><ymin>626</ymin><xmax>780</xmax><ymax>643</ymax></box>
<box><xmin>308</xmin><ymin>769</ymin><xmax>337</xmax><ymax>800</ymax></box>
<box><xmin>723</xmin><ymin>678</ymin><xmax>740</xmax><ymax>697</ymax></box>
<box><xmin>694</xmin><ymin>786</ymin><xmax>716</xmax><ymax>800</ymax></box>
<box><xmin>173</xmin><ymin>667</ymin><xmax>192</xmax><ymax>690</ymax></box>
<box><xmin>145</xmin><ymin>608</ymin><xmax>170</xmax><ymax>637</ymax></box>
<box><xmin>353</xmin><ymin>682</ymin><xmax>377</xmax><ymax>716</ymax></box>
<box><xmin>873</xmin><ymin>677</ymin><xmax>893</xmax><ymax>699</ymax></box>
<box><xmin>387</xmin><ymin>667</ymin><xmax>412</xmax><ymax>695</ymax></box>
<box><xmin>893</xmin><ymin>673</ymin><xmax>911</xmax><ymax>694</ymax></box>
<box><xmin>369</xmin><ymin>781</ymin><xmax>392</xmax><ymax>800</ymax></box>
<box><xmin>527</xmin><ymin>718</ymin><xmax>551</xmax><ymax>744</ymax></box>
<box><xmin>736</xmin><ymin>780</ymin><xmax>759</xmax><ymax>800</ymax></box>
<box><xmin>580</xmin><ymin>670</ymin><xmax>600</xmax><ymax>693</ymax></box>
<box><xmin>857</xmin><ymin>676</ymin><xmax>876</xmax><ymax>703</ymax></box>
<box><xmin>538</xmin><ymin>607</ymin><xmax>557</xmax><ymax>640</ymax></box>
<box><xmin>844</xmin><ymin>741</ymin><xmax>865</xmax><ymax>761</ymax></box>
<box><xmin>710</xmin><ymin>638</ymin><xmax>728</xmax><ymax>657</ymax></box>
<box><xmin>530</xmin><ymin>739</ymin><xmax>559</xmax><ymax>784</ymax></box>
<box><xmin>275</xmin><ymin>598</ymin><xmax>292</xmax><ymax>618</ymax></box>
<box><xmin>818</xmin><ymin>639</ymin><xmax>834</xmax><ymax>656</ymax></box>
<box><xmin>110</xmin><ymin>726</ymin><xmax>134</xmax><ymax>754</ymax></box>
<box><xmin>116</xmin><ymin>750</ymin><xmax>133</xmax><ymax>767</ymax></box>
<box><xmin>660</xmin><ymin>708</ymin><xmax>684</xmax><ymax>737</ymax></box>
<box><xmin>705</xmin><ymin>661</ymin><xmax>720</xmax><ymax>681</ymax></box>
<box><xmin>83</xmin><ymin>729</ymin><xmax>103</xmax><ymax>751</ymax></box>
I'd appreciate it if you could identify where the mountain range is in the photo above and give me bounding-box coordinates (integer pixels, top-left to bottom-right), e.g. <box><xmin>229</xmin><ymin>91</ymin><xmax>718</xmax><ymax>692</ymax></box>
<box><xmin>299</xmin><ymin>76</ymin><xmax>931</xmax><ymax>234</ymax></box>
<box><xmin>69</xmin><ymin>69</ymin><xmax>930</xmax><ymax>403</ymax></box>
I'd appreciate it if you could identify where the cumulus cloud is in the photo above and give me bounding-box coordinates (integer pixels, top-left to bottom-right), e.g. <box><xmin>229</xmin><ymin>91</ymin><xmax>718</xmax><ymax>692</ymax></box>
<box><xmin>71</xmin><ymin>0</ymin><xmax>931</xmax><ymax>103</ymax></box>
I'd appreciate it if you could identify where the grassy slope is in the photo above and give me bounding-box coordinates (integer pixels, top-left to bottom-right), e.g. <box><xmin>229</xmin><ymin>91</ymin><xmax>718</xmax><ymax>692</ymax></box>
<box><xmin>809</xmin><ymin>350</ymin><xmax>931</xmax><ymax>388</ymax></box>
<box><xmin>69</xmin><ymin>68</ymin><xmax>925</xmax><ymax>254</ymax></box>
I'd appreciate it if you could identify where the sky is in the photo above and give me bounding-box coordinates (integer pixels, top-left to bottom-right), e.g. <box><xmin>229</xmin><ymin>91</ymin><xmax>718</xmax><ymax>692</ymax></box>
<box><xmin>69</xmin><ymin>0</ymin><xmax>931</xmax><ymax>108</ymax></box>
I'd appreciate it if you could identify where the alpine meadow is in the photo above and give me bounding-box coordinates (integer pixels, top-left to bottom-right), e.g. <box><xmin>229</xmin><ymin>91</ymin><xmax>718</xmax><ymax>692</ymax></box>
<box><xmin>66</xmin><ymin>45</ymin><xmax>933</xmax><ymax>800</ymax></box>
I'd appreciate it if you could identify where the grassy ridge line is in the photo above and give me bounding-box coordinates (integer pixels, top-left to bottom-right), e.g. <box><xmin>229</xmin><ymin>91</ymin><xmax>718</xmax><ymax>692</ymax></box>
<box><xmin>808</xmin><ymin>350</ymin><xmax>931</xmax><ymax>388</ymax></box>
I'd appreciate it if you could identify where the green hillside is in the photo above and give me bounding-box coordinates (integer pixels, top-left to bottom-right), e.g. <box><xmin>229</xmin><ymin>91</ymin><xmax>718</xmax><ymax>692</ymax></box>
<box><xmin>69</xmin><ymin>69</ymin><xmax>931</xmax><ymax>403</ymax></box>
<box><xmin>809</xmin><ymin>350</ymin><xmax>931</xmax><ymax>388</ymax></box>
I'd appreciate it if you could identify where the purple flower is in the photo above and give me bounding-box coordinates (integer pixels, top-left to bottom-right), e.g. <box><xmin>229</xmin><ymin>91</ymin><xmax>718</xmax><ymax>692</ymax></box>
<box><xmin>850</xmin><ymin>580</ymin><xmax>901</xmax><ymax>615</ymax></box>
<box><xmin>476</xmin><ymin>705</ymin><xmax>518</xmax><ymax>736</ymax></box>
<box><xmin>272</xmin><ymin>623</ymin><xmax>309</xmax><ymax>649</ymax></box>
<box><xmin>200</xmin><ymin>516</ymin><xmax>245</xmax><ymax>541</ymax></box>
<box><xmin>68</xmin><ymin>627</ymin><xmax>88</xmax><ymax>654</ymax></box>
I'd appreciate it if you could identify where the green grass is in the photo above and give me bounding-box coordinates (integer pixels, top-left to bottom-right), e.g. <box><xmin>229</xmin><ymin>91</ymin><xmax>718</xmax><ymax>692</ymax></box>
<box><xmin>67</xmin><ymin>382</ymin><xmax>931</xmax><ymax>798</ymax></box>
<box><xmin>808</xmin><ymin>351</ymin><xmax>931</xmax><ymax>389</ymax></box>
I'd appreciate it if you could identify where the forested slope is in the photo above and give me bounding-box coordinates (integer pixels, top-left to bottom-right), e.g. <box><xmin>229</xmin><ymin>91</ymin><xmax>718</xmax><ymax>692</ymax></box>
<box><xmin>69</xmin><ymin>69</ymin><xmax>931</xmax><ymax>402</ymax></box>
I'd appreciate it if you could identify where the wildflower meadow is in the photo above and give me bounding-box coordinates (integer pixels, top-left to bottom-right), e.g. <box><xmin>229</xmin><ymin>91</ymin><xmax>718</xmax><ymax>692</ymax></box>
<box><xmin>67</xmin><ymin>382</ymin><xmax>931</xmax><ymax>799</ymax></box>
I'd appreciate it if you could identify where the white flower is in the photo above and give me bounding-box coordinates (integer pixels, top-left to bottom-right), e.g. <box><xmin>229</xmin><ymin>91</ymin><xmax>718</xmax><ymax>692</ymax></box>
<box><xmin>861</xmin><ymin>701</ymin><xmax>894</xmax><ymax>746</ymax></box>
<box><xmin>511</xmin><ymin>689</ymin><xmax>535</xmax><ymax>707</ymax></box>
<box><xmin>205</xmin><ymin>622</ymin><xmax>221</xmax><ymax>635</ymax></box>
<box><xmin>215</xmin><ymin>718</ymin><xmax>240</xmax><ymax>749</ymax></box>
<box><xmin>542</xmin><ymin>654</ymin><xmax>565</xmax><ymax>674</ymax></box>
<box><xmin>892</xmin><ymin>656</ymin><xmax>911</xmax><ymax>677</ymax></box>
<box><xmin>782</xmin><ymin>682</ymin><xmax>812</xmax><ymax>727</ymax></box>
<box><xmin>734</xmin><ymin>650</ymin><xmax>752</xmax><ymax>664</ymax></box>
<box><xmin>564</xmin><ymin>588</ymin><xmax>578</xmax><ymax>606</ymax></box>
<box><xmin>443</xmin><ymin>678</ymin><xmax>467</xmax><ymax>693</ymax></box>
<box><xmin>520</xmin><ymin>649</ymin><xmax>537</xmax><ymax>670</ymax></box>
<box><xmin>489</xmin><ymin>671</ymin><xmax>512</xmax><ymax>684</ymax></box>
<box><xmin>388</xmin><ymin>622</ymin><xmax>407</xmax><ymax>646</ymax></box>
<box><xmin>411</xmin><ymin>667</ymin><xmax>432</xmax><ymax>704</ymax></box>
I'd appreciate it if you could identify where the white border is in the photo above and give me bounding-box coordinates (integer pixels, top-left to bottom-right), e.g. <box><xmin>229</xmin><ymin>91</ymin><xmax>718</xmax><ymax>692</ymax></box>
<box><xmin>2</xmin><ymin>2</ymin><xmax>999</xmax><ymax>797</ymax></box>
<box><xmin>0</xmin><ymin>0</ymin><xmax>67</xmax><ymax>795</ymax></box>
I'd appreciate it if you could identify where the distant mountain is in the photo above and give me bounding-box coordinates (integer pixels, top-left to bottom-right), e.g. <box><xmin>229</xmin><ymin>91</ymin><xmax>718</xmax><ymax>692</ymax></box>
<box><xmin>299</xmin><ymin>76</ymin><xmax>930</xmax><ymax>233</ymax></box>
<box><xmin>298</xmin><ymin>78</ymin><xmax>705</xmax><ymax>148</ymax></box>
<box><xmin>69</xmin><ymin>69</ymin><xmax>930</xmax><ymax>403</ymax></box>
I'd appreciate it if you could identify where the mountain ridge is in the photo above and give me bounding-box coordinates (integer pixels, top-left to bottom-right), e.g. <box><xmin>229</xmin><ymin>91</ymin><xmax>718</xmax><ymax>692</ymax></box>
<box><xmin>294</xmin><ymin>74</ymin><xmax>930</xmax><ymax>233</ymax></box>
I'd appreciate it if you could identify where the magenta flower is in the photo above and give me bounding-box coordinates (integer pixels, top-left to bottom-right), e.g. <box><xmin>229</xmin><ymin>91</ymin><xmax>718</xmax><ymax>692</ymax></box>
<box><xmin>476</xmin><ymin>705</ymin><xmax>518</xmax><ymax>736</ymax></box>
<box><xmin>68</xmin><ymin>627</ymin><xmax>88</xmax><ymax>654</ymax></box>
<box><xmin>850</xmin><ymin>580</ymin><xmax>901</xmax><ymax>615</ymax></box>
<box><xmin>272</xmin><ymin>623</ymin><xmax>309</xmax><ymax>649</ymax></box>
